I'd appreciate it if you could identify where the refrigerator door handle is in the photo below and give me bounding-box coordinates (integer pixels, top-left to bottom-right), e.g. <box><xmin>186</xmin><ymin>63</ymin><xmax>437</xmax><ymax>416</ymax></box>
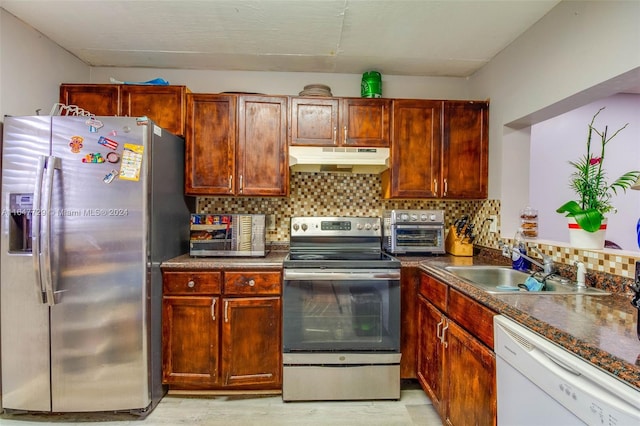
<box><xmin>41</xmin><ymin>156</ymin><xmax>61</xmax><ymax>306</ymax></box>
<box><xmin>32</xmin><ymin>155</ymin><xmax>47</xmax><ymax>303</ymax></box>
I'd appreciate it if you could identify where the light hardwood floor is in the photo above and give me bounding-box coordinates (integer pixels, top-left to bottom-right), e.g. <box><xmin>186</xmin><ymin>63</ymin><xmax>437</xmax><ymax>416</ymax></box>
<box><xmin>0</xmin><ymin>386</ymin><xmax>441</xmax><ymax>425</ymax></box>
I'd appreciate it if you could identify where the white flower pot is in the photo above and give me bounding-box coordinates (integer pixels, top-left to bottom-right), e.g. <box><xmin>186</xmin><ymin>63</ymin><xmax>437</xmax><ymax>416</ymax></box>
<box><xmin>567</xmin><ymin>218</ymin><xmax>607</xmax><ymax>250</ymax></box>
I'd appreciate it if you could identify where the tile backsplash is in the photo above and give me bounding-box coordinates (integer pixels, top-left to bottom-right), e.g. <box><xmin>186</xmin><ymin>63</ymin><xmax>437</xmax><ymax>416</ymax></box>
<box><xmin>197</xmin><ymin>171</ymin><xmax>638</xmax><ymax>284</ymax></box>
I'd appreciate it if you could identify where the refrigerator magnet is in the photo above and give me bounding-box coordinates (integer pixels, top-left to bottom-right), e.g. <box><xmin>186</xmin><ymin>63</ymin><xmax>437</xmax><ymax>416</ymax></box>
<box><xmin>98</xmin><ymin>136</ymin><xmax>119</xmax><ymax>150</ymax></box>
<box><xmin>119</xmin><ymin>143</ymin><xmax>144</xmax><ymax>181</ymax></box>
<box><xmin>103</xmin><ymin>169</ymin><xmax>119</xmax><ymax>184</ymax></box>
<box><xmin>69</xmin><ymin>136</ymin><xmax>84</xmax><ymax>153</ymax></box>
<box><xmin>85</xmin><ymin>117</ymin><xmax>103</xmax><ymax>132</ymax></box>
<box><xmin>82</xmin><ymin>153</ymin><xmax>105</xmax><ymax>163</ymax></box>
<box><xmin>106</xmin><ymin>152</ymin><xmax>120</xmax><ymax>163</ymax></box>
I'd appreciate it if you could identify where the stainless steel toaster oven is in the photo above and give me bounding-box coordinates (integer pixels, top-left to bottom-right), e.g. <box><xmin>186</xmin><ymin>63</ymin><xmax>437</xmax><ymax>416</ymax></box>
<box><xmin>382</xmin><ymin>210</ymin><xmax>445</xmax><ymax>254</ymax></box>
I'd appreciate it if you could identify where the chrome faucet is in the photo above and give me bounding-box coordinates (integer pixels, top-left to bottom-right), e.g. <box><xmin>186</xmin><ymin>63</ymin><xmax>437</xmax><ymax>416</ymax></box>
<box><xmin>498</xmin><ymin>241</ymin><xmax>554</xmax><ymax>274</ymax></box>
<box><xmin>530</xmin><ymin>246</ymin><xmax>555</xmax><ymax>275</ymax></box>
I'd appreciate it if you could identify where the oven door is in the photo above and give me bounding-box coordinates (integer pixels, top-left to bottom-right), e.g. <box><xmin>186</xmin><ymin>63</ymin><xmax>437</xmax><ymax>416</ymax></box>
<box><xmin>391</xmin><ymin>224</ymin><xmax>444</xmax><ymax>253</ymax></box>
<box><xmin>282</xmin><ymin>268</ymin><xmax>400</xmax><ymax>353</ymax></box>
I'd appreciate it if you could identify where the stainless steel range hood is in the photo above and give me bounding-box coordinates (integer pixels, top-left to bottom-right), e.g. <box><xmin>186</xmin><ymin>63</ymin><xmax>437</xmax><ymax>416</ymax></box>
<box><xmin>289</xmin><ymin>146</ymin><xmax>390</xmax><ymax>174</ymax></box>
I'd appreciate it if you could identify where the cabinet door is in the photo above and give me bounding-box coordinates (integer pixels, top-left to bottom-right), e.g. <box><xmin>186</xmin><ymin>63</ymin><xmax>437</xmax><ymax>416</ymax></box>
<box><xmin>442</xmin><ymin>101</ymin><xmax>489</xmax><ymax>198</ymax></box>
<box><xmin>162</xmin><ymin>296</ymin><xmax>219</xmax><ymax>387</ymax></box>
<box><xmin>237</xmin><ymin>96</ymin><xmax>288</xmax><ymax>196</ymax></box>
<box><xmin>400</xmin><ymin>267</ymin><xmax>418</xmax><ymax>379</ymax></box>
<box><xmin>417</xmin><ymin>295</ymin><xmax>445</xmax><ymax>414</ymax></box>
<box><xmin>59</xmin><ymin>84</ymin><xmax>120</xmax><ymax>116</ymax></box>
<box><xmin>384</xmin><ymin>100</ymin><xmax>442</xmax><ymax>198</ymax></box>
<box><xmin>121</xmin><ymin>85</ymin><xmax>188</xmax><ymax>136</ymax></box>
<box><xmin>341</xmin><ymin>98</ymin><xmax>391</xmax><ymax>147</ymax></box>
<box><xmin>185</xmin><ymin>94</ymin><xmax>236</xmax><ymax>195</ymax></box>
<box><xmin>221</xmin><ymin>297</ymin><xmax>282</xmax><ymax>388</ymax></box>
<box><xmin>290</xmin><ymin>97</ymin><xmax>339</xmax><ymax>146</ymax></box>
<box><xmin>444</xmin><ymin>320</ymin><xmax>496</xmax><ymax>426</ymax></box>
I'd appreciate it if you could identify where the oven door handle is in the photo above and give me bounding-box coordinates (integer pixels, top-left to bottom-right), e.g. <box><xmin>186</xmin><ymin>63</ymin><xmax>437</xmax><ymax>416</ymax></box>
<box><xmin>284</xmin><ymin>270</ymin><xmax>400</xmax><ymax>281</ymax></box>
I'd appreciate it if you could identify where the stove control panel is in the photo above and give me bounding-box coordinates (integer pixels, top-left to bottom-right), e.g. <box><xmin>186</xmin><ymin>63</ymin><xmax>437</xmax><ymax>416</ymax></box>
<box><xmin>290</xmin><ymin>216</ymin><xmax>381</xmax><ymax>237</ymax></box>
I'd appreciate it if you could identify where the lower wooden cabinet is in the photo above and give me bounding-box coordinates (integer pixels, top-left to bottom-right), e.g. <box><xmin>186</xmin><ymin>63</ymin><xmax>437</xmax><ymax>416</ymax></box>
<box><xmin>162</xmin><ymin>269</ymin><xmax>282</xmax><ymax>390</ymax></box>
<box><xmin>445</xmin><ymin>320</ymin><xmax>496</xmax><ymax>426</ymax></box>
<box><xmin>162</xmin><ymin>295</ymin><xmax>220</xmax><ymax>387</ymax></box>
<box><xmin>417</xmin><ymin>295</ymin><xmax>445</xmax><ymax>413</ymax></box>
<box><xmin>417</xmin><ymin>271</ymin><xmax>497</xmax><ymax>426</ymax></box>
<box><xmin>221</xmin><ymin>297</ymin><xmax>281</xmax><ymax>387</ymax></box>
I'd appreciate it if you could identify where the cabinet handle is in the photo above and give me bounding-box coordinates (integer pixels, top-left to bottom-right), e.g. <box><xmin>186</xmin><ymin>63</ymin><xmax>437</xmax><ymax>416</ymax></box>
<box><xmin>247</xmin><ymin>279</ymin><xmax>255</xmax><ymax>287</ymax></box>
<box><xmin>211</xmin><ymin>299</ymin><xmax>216</xmax><ymax>321</ymax></box>
<box><xmin>228</xmin><ymin>175</ymin><xmax>232</xmax><ymax>192</ymax></box>
<box><xmin>239</xmin><ymin>175</ymin><xmax>243</xmax><ymax>193</ymax></box>
<box><xmin>187</xmin><ymin>280</ymin><xmax>195</xmax><ymax>288</ymax></box>
<box><xmin>444</xmin><ymin>178</ymin><xmax>448</xmax><ymax>196</ymax></box>
<box><xmin>224</xmin><ymin>300</ymin><xmax>229</xmax><ymax>323</ymax></box>
<box><xmin>434</xmin><ymin>179</ymin><xmax>438</xmax><ymax>194</ymax></box>
<box><xmin>436</xmin><ymin>320</ymin><xmax>443</xmax><ymax>340</ymax></box>
<box><xmin>343</xmin><ymin>126</ymin><xmax>347</xmax><ymax>143</ymax></box>
<box><xmin>441</xmin><ymin>321</ymin><xmax>449</xmax><ymax>348</ymax></box>
<box><xmin>333</xmin><ymin>127</ymin><xmax>337</xmax><ymax>144</ymax></box>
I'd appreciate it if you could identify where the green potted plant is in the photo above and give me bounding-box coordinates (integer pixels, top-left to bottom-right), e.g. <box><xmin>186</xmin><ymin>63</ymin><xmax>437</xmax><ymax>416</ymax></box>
<box><xmin>556</xmin><ymin>107</ymin><xmax>640</xmax><ymax>247</ymax></box>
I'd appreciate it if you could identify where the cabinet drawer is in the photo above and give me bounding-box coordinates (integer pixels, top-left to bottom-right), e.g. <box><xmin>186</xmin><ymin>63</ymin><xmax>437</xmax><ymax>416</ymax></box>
<box><xmin>223</xmin><ymin>271</ymin><xmax>281</xmax><ymax>295</ymax></box>
<box><xmin>448</xmin><ymin>289</ymin><xmax>496</xmax><ymax>349</ymax></box>
<box><xmin>419</xmin><ymin>273</ymin><xmax>448</xmax><ymax>312</ymax></box>
<box><xmin>163</xmin><ymin>271</ymin><xmax>222</xmax><ymax>295</ymax></box>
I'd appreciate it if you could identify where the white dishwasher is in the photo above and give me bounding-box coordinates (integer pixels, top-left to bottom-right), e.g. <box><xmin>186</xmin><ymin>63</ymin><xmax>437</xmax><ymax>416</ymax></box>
<box><xmin>494</xmin><ymin>315</ymin><xmax>640</xmax><ymax>425</ymax></box>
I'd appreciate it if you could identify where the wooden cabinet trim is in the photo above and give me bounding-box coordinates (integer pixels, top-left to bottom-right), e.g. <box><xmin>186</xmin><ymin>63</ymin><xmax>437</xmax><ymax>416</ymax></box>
<box><xmin>419</xmin><ymin>272</ymin><xmax>448</xmax><ymax>312</ymax></box>
<box><xmin>448</xmin><ymin>288</ymin><xmax>496</xmax><ymax>349</ymax></box>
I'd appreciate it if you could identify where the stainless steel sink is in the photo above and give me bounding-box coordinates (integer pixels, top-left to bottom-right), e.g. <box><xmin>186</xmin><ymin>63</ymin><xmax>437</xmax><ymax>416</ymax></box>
<box><xmin>444</xmin><ymin>265</ymin><xmax>609</xmax><ymax>295</ymax></box>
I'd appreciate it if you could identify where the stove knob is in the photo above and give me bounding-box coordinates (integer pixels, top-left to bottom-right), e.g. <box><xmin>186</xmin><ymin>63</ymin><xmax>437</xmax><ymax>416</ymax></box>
<box><xmin>429</xmin><ymin>214</ymin><xmax>437</xmax><ymax>221</ymax></box>
<box><xmin>301</xmin><ymin>223</ymin><xmax>308</xmax><ymax>231</ymax></box>
<box><xmin>420</xmin><ymin>214</ymin><xmax>428</xmax><ymax>221</ymax></box>
<box><xmin>364</xmin><ymin>222</ymin><xmax>372</xmax><ymax>230</ymax></box>
<box><xmin>292</xmin><ymin>223</ymin><xmax>299</xmax><ymax>231</ymax></box>
<box><xmin>400</xmin><ymin>213</ymin><xmax>409</xmax><ymax>221</ymax></box>
<box><xmin>410</xmin><ymin>214</ymin><xmax>418</xmax><ymax>221</ymax></box>
<box><xmin>356</xmin><ymin>222</ymin><xmax>364</xmax><ymax>230</ymax></box>
<box><xmin>372</xmin><ymin>223</ymin><xmax>380</xmax><ymax>231</ymax></box>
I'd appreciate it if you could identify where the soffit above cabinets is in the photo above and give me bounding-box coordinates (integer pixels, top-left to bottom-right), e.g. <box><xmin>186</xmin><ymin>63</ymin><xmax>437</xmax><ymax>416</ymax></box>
<box><xmin>2</xmin><ymin>0</ymin><xmax>560</xmax><ymax>77</ymax></box>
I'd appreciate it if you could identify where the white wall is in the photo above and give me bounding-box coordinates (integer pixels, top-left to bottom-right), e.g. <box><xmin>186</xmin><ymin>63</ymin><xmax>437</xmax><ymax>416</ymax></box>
<box><xmin>89</xmin><ymin>67</ymin><xmax>472</xmax><ymax>100</ymax></box>
<box><xmin>468</xmin><ymin>0</ymin><xmax>640</xmax><ymax>240</ymax></box>
<box><xmin>0</xmin><ymin>9</ymin><xmax>89</xmax><ymax>118</ymax></box>
<box><xmin>531</xmin><ymin>94</ymin><xmax>640</xmax><ymax>250</ymax></box>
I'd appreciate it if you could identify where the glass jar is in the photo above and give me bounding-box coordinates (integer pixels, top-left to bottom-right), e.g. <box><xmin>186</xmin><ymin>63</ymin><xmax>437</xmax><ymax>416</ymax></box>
<box><xmin>520</xmin><ymin>207</ymin><xmax>538</xmax><ymax>238</ymax></box>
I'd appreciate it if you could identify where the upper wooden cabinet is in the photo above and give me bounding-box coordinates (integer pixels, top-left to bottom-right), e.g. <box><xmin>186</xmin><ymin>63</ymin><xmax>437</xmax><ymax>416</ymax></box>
<box><xmin>442</xmin><ymin>100</ymin><xmax>489</xmax><ymax>199</ymax></box>
<box><xmin>59</xmin><ymin>83</ymin><xmax>189</xmax><ymax>136</ymax></box>
<box><xmin>185</xmin><ymin>93</ymin><xmax>288</xmax><ymax>197</ymax></box>
<box><xmin>237</xmin><ymin>95</ymin><xmax>289</xmax><ymax>196</ymax></box>
<box><xmin>383</xmin><ymin>99</ymin><xmax>488</xmax><ymax>199</ymax></box>
<box><xmin>59</xmin><ymin>84</ymin><xmax>120</xmax><ymax>116</ymax></box>
<box><xmin>382</xmin><ymin>99</ymin><xmax>442</xmax><ymax>198</ymax></box>
<box><xmin>290</xmin><ymin>97</ymin><xmax>391</xmax><ymax>147</ymax></box>
<box><xmin>185</xmin><ymin>94</ymin><xmax>236</xmax><ymax>195</ymax></box>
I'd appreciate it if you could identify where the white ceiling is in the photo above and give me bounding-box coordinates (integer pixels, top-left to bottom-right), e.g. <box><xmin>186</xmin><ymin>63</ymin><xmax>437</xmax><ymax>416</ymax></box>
<box><xmin>1</xmin><ymin>0</ymin><xmax>562</xmax><ymax>77</ymax></box>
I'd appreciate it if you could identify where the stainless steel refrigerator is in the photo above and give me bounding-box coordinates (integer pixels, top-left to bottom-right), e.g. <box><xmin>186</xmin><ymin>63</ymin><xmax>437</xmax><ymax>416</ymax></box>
<box><xmin>0</xmin><ymin>115</ymin><xmax>191</xmax><ymax>415</ymax></box>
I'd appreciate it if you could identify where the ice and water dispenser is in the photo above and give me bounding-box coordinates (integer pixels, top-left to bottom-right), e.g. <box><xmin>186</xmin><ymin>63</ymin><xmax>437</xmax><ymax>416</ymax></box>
<box><xmin>7</xmin><ymin>193</ymin><xmax>34</xmax><ymax>253</ymax></box>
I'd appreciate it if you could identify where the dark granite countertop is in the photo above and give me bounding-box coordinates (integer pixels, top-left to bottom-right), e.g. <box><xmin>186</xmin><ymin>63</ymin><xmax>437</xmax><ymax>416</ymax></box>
<box><xmin>160</xmin><ymin>251</ymin><xmax>640</xmax><ymax>391</ymax></box>
<box><xmin>417</xmin><ymin>256</ymin><xmax>640</xmax><ymax>392</ymax></box>
<box><xmin>161</xmin><ymin>250</ymin><xmax>288</xmax><ymax>270</ymax></box>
